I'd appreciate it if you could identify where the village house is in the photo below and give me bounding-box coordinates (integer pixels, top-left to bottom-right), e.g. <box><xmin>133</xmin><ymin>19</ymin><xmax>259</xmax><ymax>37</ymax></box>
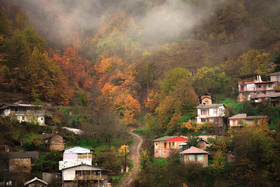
<box><xmin>250</xmin><ymin>92</ymin><xmax>280</xmax><ymax>107</ymax></box>
<box><xmin>24</xmin><ymin>177</ymin><xmax>48</xmax><ymax>187</ymax></box>
<box><xmin>196</xmin><ymin>93</ymin><xmax>226</xmax><ymax>130</ymax></box>
<box><xmin>267</xmin><ymin>71</ymin><xmax>280</xmax><ymax>82</ymax></box>
<box><xmin>196</xmin><ymin>104</ymin><xmax>225</xmax><ymax>126</ymax></box>
<box><xmin>7</xmin><ymin>151</ymin><xmax>38</xmax><ymax>173</ymax></box>
<box><xmin>180</xmin><ymin>146</ymin><xmax>208</xmax><ymax>166</ymax></box>
<box><xmin>228</xmin><ymin>113</ymin><xmax>268</xmax><ymax>127</ymax></box>
<box><xmin>0</xmin><ymin>104</ymin><xmax>45</xmax><ymax>125</ymax></box>
<box><xmin>198</xmin><ymin>93</ymin><xmax>215</xmax><ymax>105</ymax></box>
<box><xmin>41</xmin><ymin>133</ymin><xmax>64</xmax><ymax>151</ymax></box>
<box><xmin>62</xmin><ymin>164</ymin><xmax>111</xmax><ymax>187</ymax></box>
<box><xmin>153</xmin><ymin>136</ymin><xmax>188</xmax><ymax>158</ymax></box>
<box><xmin>59</xmin><ymin>147</ymin><xmax>92</xmax><ymax>170</ymax></box>
<box><xmin>238</xmin><ymin>73</ymin><xmax>280</xmax><ymax>103</ymax></box>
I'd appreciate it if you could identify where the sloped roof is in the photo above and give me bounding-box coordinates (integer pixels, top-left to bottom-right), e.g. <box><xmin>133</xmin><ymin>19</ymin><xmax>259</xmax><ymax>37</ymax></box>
<box><xmin>196</xmin><ymin>104</ymin><xmax>224</xmax><ymax>109</ymax></box>
<box><xmin>251</xmin><ymin>92</ymin><xmax>280</xmax><ymax>98</ymax></box>
<box><xmin>62</xmin><ymin>164</ymin><xmax>110</xmax><ymax>171</ymax></box>
<box><xmin>24</xmin><ymin>177</ymin><xmax>48</xmax><ymax>186</ymax></box>
<box><xmin>180</xmin><ymin>146</ymin><xmax>208</xmax><ymax>154</ymax></box>
<box><xmin>64</xmin><ymin>146</ymin><xmax>90</xmax><ymax>153</ymax></box>
<box><xmin>7</xmin><ymin>151</ymin><xmax>38</xmax><ymax>159</ymax></box>
<box><xmin>229</xmin><ymin>114</ymin><xmax>247</xmax><ymax>119</ymax></box>
<box><xmin>255</xmin><ymin>81</ymin><xmax>277</xmax><ymax>84</ymax></box>
<box><xmin>267</xmin><ymin>71</ymin><xmax>280</xmax><ymax>76</ymax></box>
<box><xmin>153</xmin><ymin>136</ymin><xmax>176</xmax><ymax>142</ymax></box>
<box><xmin>246</xmin><ymin>115</ymin><xmax>267</xmax><ymax>120</ymax></box>
<box><xmin>167</xmin><ymin>137</ymin><xmax>188</xmax><ymax>142</ymax></box>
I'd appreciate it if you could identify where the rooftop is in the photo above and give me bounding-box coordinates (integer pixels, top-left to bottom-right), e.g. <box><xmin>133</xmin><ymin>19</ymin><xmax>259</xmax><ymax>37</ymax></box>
<box><xmin>64</xmin><ymin>146</ymin><xmax>90</xmax><ymax>154</ymax></box>
<box><xmin>196</xmin><ymin>104</ymin><xmax>224</xmax><ymax>109</ymax></box>
<box><xmin>267</xmin><ymin>71</ymin><xmax>280</xmax><ymax>76</ymax></box>
<box><xmin>62</xmin><ymin>164</ymin><xmax>110</xmax><ymax>171</ymax></box>
<box><xmin>24</xmin><ymin>177</ymin><xmax>48</xmax><ymax>186</ymax></box>
<box><xmin>180</xmin><ymin>146</ymin><xmax>208</xmax><ymax>154</ymax></box>
<box><xmin>229</xmin><ymin>114</ymin><xmax>247</xmax><ymax>119</ymax></box>
<box><xmin>251</xmin><ymin>92</ymin><xmax>280</xmax><ymax>98</ymax></box>
<box><xmin>229</xmin><ymin>113</ymin><xmax>267</xmax><ymax>120</ymax></box>
<box><xmin>7</xmin><ymin>151</ymin><xmax>38</xmax><ymax>159</ymax></box>
<box><xmin>153</xmin><ymin>136</ymin><xmax>176</xmax><ymax>142</ymax></box>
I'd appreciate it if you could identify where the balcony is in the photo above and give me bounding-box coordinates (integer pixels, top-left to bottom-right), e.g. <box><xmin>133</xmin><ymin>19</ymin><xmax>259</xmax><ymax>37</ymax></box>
<box><xmin>75</xmin><ymin>174</ymin><xmax>109</xmax><ymax>181</ymax></box>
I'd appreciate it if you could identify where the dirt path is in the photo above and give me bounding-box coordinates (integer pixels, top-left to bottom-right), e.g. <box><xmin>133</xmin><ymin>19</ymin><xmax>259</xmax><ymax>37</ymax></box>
<box><xmin>120</xmin><ymin>130</ymin><xmax>143</xmax><ymax>187</ymax></box>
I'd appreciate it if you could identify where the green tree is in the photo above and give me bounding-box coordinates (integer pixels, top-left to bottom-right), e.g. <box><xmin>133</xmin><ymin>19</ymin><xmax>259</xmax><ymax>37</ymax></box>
<box><xmin>232</xmin><ymin>127</ymin><xmax>277</xmax><ymax>185</ymax></box>
<box><xmin>238</xmin><ymin>50</ymin><xmax>273</xmax><ymax>76</ymax></box>
<box><xmin>193</xmin><ymin>66</ymin><xmax>229</xmax><ymax>97</ymax></box>
<box><xmin>160</xmin><ymin>67</ymin><xmax>192</xmax><ymax>99</ymax></box>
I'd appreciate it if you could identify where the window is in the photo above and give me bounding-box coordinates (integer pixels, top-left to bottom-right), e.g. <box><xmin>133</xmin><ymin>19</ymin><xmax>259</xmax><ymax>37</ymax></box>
<box><xmin>213</xmin><ymin>109</ymin><xmax>218</xmax><ymax>116</ymax></box>
<box><xmin>198</xmin><ymin>155</ymin><xmax>204</xmax><ymax>161</ymax></box>
<box><xmin>201</xmin><ymin>110</ymin><xmax>207</xmax><ymax>115</ymax></box>
<box><xmin>41</xmin><ymin>117</ymin><xmax>44</xmax><ymax>121</ymax></box>
<box><xmin>164</xmin><ymin>142</ymin><xmax>166</xmax><ymax>148</ymax></box>
<box><xmin>189</xmin><ymin>155</ymin><xmax>195</xmax><ymax>161</ymax></box>
<box><xmin>201</xmin><ymin>118</ymin><xmax>206</xmax><ymax>123</ymax></box>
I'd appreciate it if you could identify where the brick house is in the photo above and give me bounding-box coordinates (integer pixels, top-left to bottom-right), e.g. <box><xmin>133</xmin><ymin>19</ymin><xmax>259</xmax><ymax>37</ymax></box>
<box><xmin>41</xmin><ymin>134</ymin><xmax>64</xmax><ymax>151</ymax></box>
<box><xmin>180</xmin><ymin>146</ymin><xmax>208</xmax><ymax>166</ymax></box>
<box><xmin>153</xmin><ymin>136</ymin><xmax>188</xmax><ymax>158</ymax></box>
<box><xmin>7</xmin><ymin>151</ymin><xmax>38</xmax><ymax>173</ymax></box>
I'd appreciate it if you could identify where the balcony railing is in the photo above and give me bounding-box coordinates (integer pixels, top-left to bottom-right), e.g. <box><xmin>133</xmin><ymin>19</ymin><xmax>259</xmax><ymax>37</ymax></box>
<box><xmin>75</xmin><ymin>175</ymin><xmax>108</xmax><ymax>180</ymax></box>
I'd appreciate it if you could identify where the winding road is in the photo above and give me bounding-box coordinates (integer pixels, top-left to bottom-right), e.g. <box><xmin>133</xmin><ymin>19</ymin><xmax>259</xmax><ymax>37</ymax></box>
<box><xmin>120</xmin><ymin>129</ymin><xmax>143</xmax><ymax>187</ymax></box>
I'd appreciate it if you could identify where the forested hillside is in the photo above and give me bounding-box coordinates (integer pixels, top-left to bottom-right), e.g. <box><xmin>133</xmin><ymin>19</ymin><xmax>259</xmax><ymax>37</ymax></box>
<box><xmin>1</xmin><ymin>0</ymin><xmax>280</xmax><ymax>186</ymax></box>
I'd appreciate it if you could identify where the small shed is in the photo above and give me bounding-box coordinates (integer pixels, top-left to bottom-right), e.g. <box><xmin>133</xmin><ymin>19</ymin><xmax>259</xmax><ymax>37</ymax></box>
<box><xmin>41</xmin><ymin>134</ymin><xmax>64</xmax><ymax>151</ymax></box>
<box><xmin>24</xmin><ymin>177</ymin><xmax>48</xmax><ymax>187</ymax></box>
<box><xmin>180</xmin><ymin>146</ymin><xmax>208</xmax><ymax>166</ymax></box>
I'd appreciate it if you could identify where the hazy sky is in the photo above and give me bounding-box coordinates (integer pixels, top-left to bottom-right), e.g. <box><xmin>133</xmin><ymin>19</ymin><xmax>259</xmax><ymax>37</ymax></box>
<box><xmin>11</xmin><ymin>0</ymin><xmax>226</xmax><ymax>47</ymax></box>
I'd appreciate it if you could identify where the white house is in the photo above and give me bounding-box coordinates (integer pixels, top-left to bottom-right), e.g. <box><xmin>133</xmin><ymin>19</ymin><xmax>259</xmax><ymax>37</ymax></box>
<box><xmin>62</xmin><ymin>164</ymin><xmax>111</xmax><ymax>187</ymax></box>
<box><xmin>59</xmin><ymin>147</ymin><xmax>92</xmax><ymax>170</ymax></box>
<box><xmin>0</xmin><ymin>104</ymin><xmax>45</xmax><ymax>125</ymax></box>
<box><xmin>196</xmin><ymin>104</ymin><xmax>225</xmax><ymax>124</ymax></box>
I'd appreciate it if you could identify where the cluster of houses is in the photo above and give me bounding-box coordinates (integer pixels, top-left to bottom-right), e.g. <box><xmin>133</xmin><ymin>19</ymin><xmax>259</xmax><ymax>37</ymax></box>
<box><xmin>153</xmin><ymin>71</ymin><xmax>280</xmax><ymax>164</ymax></box>
<box><xmin>238</xmin><ymin>72</ymin><xmax>280</xmax><ymax>107</ymax></box>
<box><xmin>0</xmin><ymin>143</ymin><xmax>112</xmax><ymax>186</ymax></box>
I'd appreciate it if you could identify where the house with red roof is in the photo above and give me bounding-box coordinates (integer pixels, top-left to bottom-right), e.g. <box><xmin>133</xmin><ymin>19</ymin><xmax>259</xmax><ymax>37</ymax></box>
<box><xmin>180</xmin><ymin>146</ymin><xmax>208</xmax><ymax>166</ymax></box>
<box><xmin>153</xmin><ymin>136</ymin><xmax>188</xmax><ymax>158</ymax></box>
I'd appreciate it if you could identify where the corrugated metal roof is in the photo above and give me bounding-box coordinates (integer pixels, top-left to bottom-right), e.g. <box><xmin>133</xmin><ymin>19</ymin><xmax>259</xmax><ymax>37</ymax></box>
<box><xmin>180</xmin><ymin>146</ymin><xmax>208</xmax><ymax>154</ymax></box>
<box><xmin>64</xmin><ymin>147</ymin><xmax>90</xmax><ymax>153</ymax></box>
<box><xmin>196</xmin><ymin>104</ymin><xmax>224</xmax><ymax>109</ymax></box>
